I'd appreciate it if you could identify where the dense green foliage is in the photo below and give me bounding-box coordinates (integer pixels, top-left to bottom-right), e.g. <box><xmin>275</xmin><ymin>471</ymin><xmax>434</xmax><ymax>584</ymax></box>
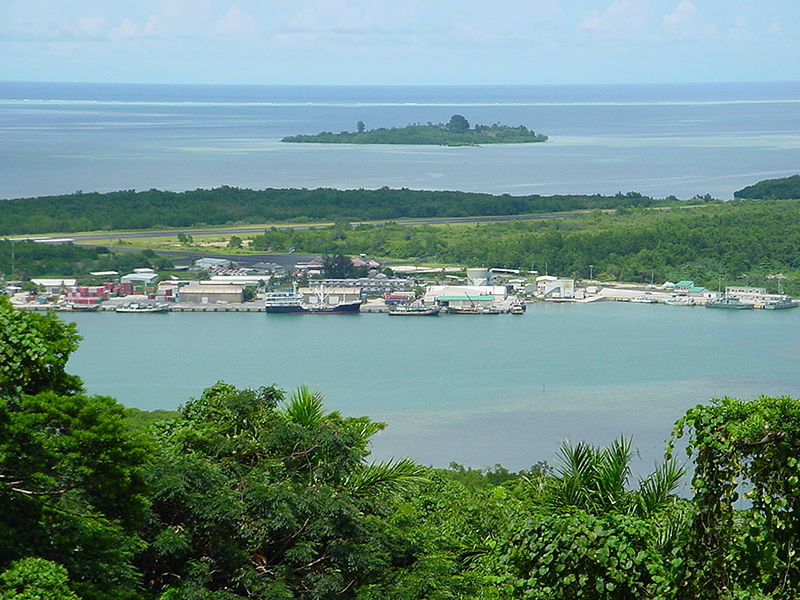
<box><xmin>734</xmin><ymin>175</ymin><xmax>800</xmax><ymax>199</ymax></box>
<box><xmin>669</xmin><ymin>396</ymin><xmax>800</xmax><ymax>600</ymax></box>
<box><xmin>0</xmin><ymin>557</ymin><xmax>80</xmax><ymax>599</ymax></box>
<box><xmin>252</xmin><ymin>199</ymin><xmax>800</xmax><ymax>293</ymax></box>
<box><xmin>3</xmin><ymin>300</ymin><xmax>800</xmax><ymax>599</ymax></box>
<box><xmin>0</xmin><ymin>187</ymin><xmax>668</xmax><ymax>235</ymax></box>
<box><xmin>281</xmin><ymin>116</ymin><xmax>547</xmax><ymax>146</ymax></box>
<box><xmin>0</xmin><ymin>297</ymin><xmax>82</xmax><ymax>398</ymax></box>
<box><xmin>0</xmin><ymin>240</ymin><xmax>173</xmax><ymax>279</ymax></box>
<box><xmin>0</xmin><ymin>298</ymin><xmax>151</xmax><ymax>599</ymax></box>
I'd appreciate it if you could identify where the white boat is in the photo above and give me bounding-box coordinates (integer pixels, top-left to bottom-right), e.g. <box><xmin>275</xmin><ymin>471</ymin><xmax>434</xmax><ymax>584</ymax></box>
<box><xmin>115</xmin><ymin>302</ymin><xmax>170</xmax><ymax>313</ymax></box>
<box><xmin>763</xmin><ymin>298</ymin><xmax>798</xmax><ymax>310</ymax></box>
<box><xmin>664</xmin><ymin>296</ymin><xmax>695</xmax><ymax>306</ymax></box>
<box><xmin>447</xmin><ymin>305</ymin><xmax>502</xmax><ymax>315</ymax></box>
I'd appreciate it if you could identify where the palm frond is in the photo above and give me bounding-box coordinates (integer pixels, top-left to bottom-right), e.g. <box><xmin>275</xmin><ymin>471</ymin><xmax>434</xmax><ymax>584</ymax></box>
<box><xmin>634</xmin><ymin>458</ymin><xmax>685</xmax><ymax>518</ymax></box>
<box><xmin>345</xmin><ymin>418</ymin><xmax>387</xmax><ymax>442</ymax></box>
<box><xmin>345</xmin><ymin>458</ymin><xmax>429</xmax><ymax>499</ymax></box>
<box><xmin>283</xmin><ymin>384</ymin><xmax>325</xmax><ymax>428</ymax></box>
<box><xmin>595</xmin><ymin>436</ymin><xmax>633</xmax><ymax>508</ymax></box>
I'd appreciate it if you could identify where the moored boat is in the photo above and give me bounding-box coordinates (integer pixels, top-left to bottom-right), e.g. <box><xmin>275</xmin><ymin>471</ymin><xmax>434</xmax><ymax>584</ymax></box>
<box><xmin>115</xmin><ymin>302</ymin><xmax>170</xmax><ymax>313</ymax></box>
<box><xmin>763</xmin><ymin>298</ymin><xmax>798</xmax><ymax>310</ymax></box>
<box><xmin>387</xmin><ymin>305</ymin><xmax>441</xmax><ymax>316</ymax></box>
<box><xmin>664</xmin><ymin>296</ymin><xmax>695</xmax><ymax>306</ymax></box>
<box><xmin>265</xmin><ymin>285</ymin><xmax>362</xmax><ymax>314</ymax></box>
<box><xmin>447</xmin><ymin>305</ymin><xmax>502</xmax><ymax>315</ymax></box>
<box><xmin>65</xmin><ymin>302</ymin><xmax>101</xmax><ymax>312</ymax></box>
<box><xmin>705</xmin><ymin>297</ymin><xmax>753</xmax><ymax>309</ymax></box>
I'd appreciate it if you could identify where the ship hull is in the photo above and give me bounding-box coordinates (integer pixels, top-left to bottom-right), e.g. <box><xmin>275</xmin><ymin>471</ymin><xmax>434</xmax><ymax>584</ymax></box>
<box><xmin>266</xmin><ymin>301</ymin><xmax>362</xmax><ymax>314</ymax></box>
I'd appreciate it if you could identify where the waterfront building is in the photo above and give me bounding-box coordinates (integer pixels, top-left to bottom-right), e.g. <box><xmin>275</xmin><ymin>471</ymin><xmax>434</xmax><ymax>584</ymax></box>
<box><xmin>300</xmin><ymin>286</ymin><xmax>362</xmax><ymax>307</ymax></box>
<box><xmin>30</xmin><ymin>278</ymin><xmax>77</xmax><ymax>294</ymax></box>
<box><xmin>316</xmin><ymin>277</ymin><xmax>410</xmax><ymax>296</ymax></box>
<box><xmin>673</xmin><ymin>280</ymin><xmax>696</xmax><ymax>293</ymax></box>
<box><xmin>121</xmin><ymin>272</ymin><xmax>159</xmax><ymax>295</ymax></box>
<box><xmin>534</xmin><ymin>276</ymin><xmax>575</xmax><ymax>299</ymax></box>
<box><xmin>725</xmin><ymin>286</ymin><xmax>768</xmax><ymax>303</ymax></box>
<box><xmin>423</xmin><ymin>285</ymin><xmax>507</xmax><ymax>305</ymax></box>
<box><xmin>178</xmin><ymin>284</ymin><xmax>245</xmax><ymax>304</ymax></box>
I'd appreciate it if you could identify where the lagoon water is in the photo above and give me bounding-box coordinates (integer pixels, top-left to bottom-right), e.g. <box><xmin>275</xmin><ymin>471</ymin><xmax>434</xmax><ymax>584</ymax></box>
<box><xmin>66</xmin><ymin>303</ymin><xmax>800</xmax><ymax>477</ymax></box>
<box><xmin>1</xmin><ymin>81</ymin><xmax>799</xmax><ymax>200</ymax></box>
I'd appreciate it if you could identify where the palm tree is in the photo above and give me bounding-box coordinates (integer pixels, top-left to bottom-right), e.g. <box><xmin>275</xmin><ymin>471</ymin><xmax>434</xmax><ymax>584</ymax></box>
<box><xmin>535</xmin><ymin>436</ymin><xmax>684</xmax><ymax>519</ymax></box>
<box><xmin>282</xmin><ymin>384</ymin><xmax>428</xmax><ymax>497</ymax></box>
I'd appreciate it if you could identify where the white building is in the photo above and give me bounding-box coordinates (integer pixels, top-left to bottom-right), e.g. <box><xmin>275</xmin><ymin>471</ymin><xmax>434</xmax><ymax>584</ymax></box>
<box><xmin>466</xmin><ymin>268</ymin><xmax>492</xmax><ymax>286</ymax></box>
<box><xmin>30</xmin><ymin>278</ymin><xmax>76</xmax><ymax>294</ymax></box>
<box><xmin>423</xmin><ymin>285</ymin><xmax>507</xmax><ymax>305</ymax></box>
<box><xmin>179</xmin><ymin>284</ymin><xmax>244</xmax><ymax>304</ymax></box>
<box><xmin>194</xmin><ymin>257</ymin><xmax>233</xmax><ymax>270</ymax></box>
<box><xmin>121</xmin><ymin>272</ymin><xmax>160</xmax><ymax>286</ymax></box>
<box><xmin>534</xmin><ymin>276</ymin><xmax>575</xmax><ymax>299</ymax></box>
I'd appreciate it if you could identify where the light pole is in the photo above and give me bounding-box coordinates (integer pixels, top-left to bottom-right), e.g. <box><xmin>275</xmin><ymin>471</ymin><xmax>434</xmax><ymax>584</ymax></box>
<box><xmin>589</xmin><ymin>264</ymin><xmax>594</xmax><ymax>280</ymax></box>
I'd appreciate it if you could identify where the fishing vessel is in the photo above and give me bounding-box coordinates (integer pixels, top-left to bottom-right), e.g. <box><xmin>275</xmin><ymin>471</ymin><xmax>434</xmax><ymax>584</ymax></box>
<box><xmin>265</xmin><ymin>285</ymin><xmax>362</xmax><ymax>314</ymax></box>
<box><xmin>664</xmin><ymin>296</ymin><xmax>695</xmax><ymax>306</ymax></box>
<box><xmin>387</xmin><ymin>305</ymin><xmax>441</xmax><ymax>316</ymax></box>
<box><xmin>763</xmin><ymin>297</ymin><xmax>798</xmax><ymax>310</ymax></box>
<box><xmin>447</xmin><ymin>305</ymin><xmax>502</xmax><ymax>315</ymax></box>
<box><xmin>705</xmin><ymin>297</ymin><xmax>753</xmax><ymax>310</ymax></box>
<box><xmin>115</xmin><ymin>301</ymin><xmax>170</xmax><ymax>313</ymax></box>
<box><xmin>65</xmin><ymin>302</ymin><xmax>101</xmax><ymax>312</ymax></box>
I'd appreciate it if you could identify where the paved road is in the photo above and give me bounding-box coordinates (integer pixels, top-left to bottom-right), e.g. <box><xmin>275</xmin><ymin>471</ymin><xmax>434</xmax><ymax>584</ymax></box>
<box><xmin>63</xmin><ymin>212</ymin><xmax>578</xmax><ymax>243</ymax></box>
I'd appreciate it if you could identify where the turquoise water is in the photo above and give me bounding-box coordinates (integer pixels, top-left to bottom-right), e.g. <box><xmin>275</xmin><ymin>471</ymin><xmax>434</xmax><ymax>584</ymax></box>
<box><xmin>66</xmin><ymin>303</ymin><xmax>800</xmax><ymax>473</ymax></box>
<box><xmin>2</xmin><ymin>81</ymin><xmax>799</xmax><ymax>199</ymax></box>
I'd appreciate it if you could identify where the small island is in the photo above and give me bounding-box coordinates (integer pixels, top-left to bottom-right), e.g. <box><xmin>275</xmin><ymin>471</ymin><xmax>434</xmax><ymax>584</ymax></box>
<box><xmin>281</xmin><ymin>114</ymin><xmax>548</xmax><ymax>146</ymax></box>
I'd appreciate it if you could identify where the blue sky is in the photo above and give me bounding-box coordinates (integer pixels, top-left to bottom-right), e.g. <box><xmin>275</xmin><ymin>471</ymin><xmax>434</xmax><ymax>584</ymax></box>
<box><xmin>2</xmin><ymin>0</ymin><xmax>798</xmax><ymax>85</ymax></box>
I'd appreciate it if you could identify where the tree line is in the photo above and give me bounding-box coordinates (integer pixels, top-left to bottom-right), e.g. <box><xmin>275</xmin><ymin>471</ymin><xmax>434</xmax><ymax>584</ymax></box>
<box><xmin>2</xmin><ymin>298</ymin><xmax>800</xmax><ymax>599</ymax></box>
<box><xmin>734</xmin><ymin>174</ymin><xmax>800</xmax><ymax>199</ymax></box>
<box><xmin>0</xmin><ymin>187</ymin><xmax>680</xmax><ymax>236</ymax></box>
<box><xmin>0</xmin><ymin>240</ymin><xmax>173</xmax><ymax>280</ymax></box>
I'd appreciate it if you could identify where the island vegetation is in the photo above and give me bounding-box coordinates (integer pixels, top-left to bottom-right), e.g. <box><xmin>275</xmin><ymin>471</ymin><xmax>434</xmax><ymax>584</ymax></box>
<box><xmin>0</xmin><ymin>187</ymin><xmax>673</xmax><ymax>236</ymax></box>
<box><xmin>281</xmin><ymin>114</ymin><xmax>548</xmax><ymax>146</ymax></box>
<box><xmin>2</xmin><ymin>298</ymin><xmax>800</xmax><ymax>599</ymax></box>
<box><xmin>734</xmin><ymin>174</ymin><xmax>800</xmax><ymax>199</ymax></box>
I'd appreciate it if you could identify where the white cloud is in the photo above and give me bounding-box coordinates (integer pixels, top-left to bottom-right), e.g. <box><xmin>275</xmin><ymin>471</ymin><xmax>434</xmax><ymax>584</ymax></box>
<box><xmin>577</xmin><ymin>0</ymin><xmax>646</xmax><ymax>34</ymax></box>
<box><xmin>110</xmin><ymin>18</ymin><xmax>140</xmax><ymax>40</ymax></box>
<box><xmin>60</xmin><ymin>16</ymin><xmax>107</xmax><ymax>40</ymax></box>
<box><xmin>109</xmin><ymin>15</ymin><xmax>162</xmax><ymax>40</ymax></box>
<box><xmin>663</xmin><ymin>1</ymin><xmax>697</xmax><ymax>30</ymax></box>
<box><xmin>212</xmin><ymin>5</ymin><xmax>257</xmax><ymax>38</ymax></box>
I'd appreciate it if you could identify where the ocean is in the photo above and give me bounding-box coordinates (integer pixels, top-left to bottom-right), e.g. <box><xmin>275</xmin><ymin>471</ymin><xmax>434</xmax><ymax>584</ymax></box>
<box><xmin>1</xmin><ymin>80</ymin><xmax>799</xmax><ymax>200</ymax></box>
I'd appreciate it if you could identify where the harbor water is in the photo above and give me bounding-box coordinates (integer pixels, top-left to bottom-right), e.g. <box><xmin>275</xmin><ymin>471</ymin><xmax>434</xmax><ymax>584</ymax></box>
<box><xmin>65</xmin><ymin>302</ymin><xmax>800</xmax><ymax>476</ymax></box>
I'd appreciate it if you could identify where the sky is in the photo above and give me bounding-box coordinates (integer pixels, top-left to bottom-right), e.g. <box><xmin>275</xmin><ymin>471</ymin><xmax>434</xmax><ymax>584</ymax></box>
<box><xmin>2</xmin><ymin>0</ymin><xmax>799</xmax><ymax>85</ymax></box>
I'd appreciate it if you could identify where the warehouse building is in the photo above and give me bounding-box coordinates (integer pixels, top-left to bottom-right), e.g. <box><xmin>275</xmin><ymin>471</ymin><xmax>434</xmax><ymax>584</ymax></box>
<box><xmin>178</xmin><ymin>284</ymin><xmax>244</xmax><ymax>304</ymax></box>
